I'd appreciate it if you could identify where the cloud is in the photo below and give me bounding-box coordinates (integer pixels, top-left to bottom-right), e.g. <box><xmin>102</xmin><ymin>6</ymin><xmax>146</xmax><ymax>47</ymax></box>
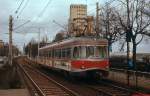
<box><xmin>0</xmin><ymin>0</ymin><xmax>149</xmax><ymax>53</ymax></box>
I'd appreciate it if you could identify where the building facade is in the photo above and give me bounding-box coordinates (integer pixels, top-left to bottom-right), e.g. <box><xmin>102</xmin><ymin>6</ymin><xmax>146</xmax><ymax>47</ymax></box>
<box><xmin>69</xmin><ymin>4</ymin><xmax>87</xmax><ymax>36</ymax></box>
<box><xmin>0</xmin><ymin>40</ymin><xmax>4</xmax><ymax>48</ymax></box>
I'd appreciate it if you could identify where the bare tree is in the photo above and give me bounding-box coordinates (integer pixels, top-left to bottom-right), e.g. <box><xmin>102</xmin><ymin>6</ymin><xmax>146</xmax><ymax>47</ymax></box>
<box><xmin>53</xmin><ymin>30</ymin><xmax>66</xmax><ymax>42</ymax></box>
<box><xmin>100</xmin><ymin>3</ymin><xmax>123</xmax><ymax>53</ymax></box>
<box><xmin>116</xmin><ymin>0</ymin><xmax>150</xmax><ymax>87</ymax></box>
<box><xmin>116</xmin><ymin>0</ymin><xmax>150</xmax><ymax>68</ymax></box>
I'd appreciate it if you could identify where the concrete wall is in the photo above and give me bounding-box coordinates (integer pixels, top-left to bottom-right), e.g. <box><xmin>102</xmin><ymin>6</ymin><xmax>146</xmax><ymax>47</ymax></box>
<box><xmin>108</xmin><ymin>70</ymin><xmax>150</xmax><ymax>90</ymax></box>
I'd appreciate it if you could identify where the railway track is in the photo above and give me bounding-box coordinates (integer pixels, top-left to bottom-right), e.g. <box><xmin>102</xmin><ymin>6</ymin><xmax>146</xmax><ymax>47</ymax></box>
<box><xmin>17</xmin><ymin>57</ymin><xmax>148</xmax><ymax>96</ymax></box>
<box><xmin>34</xmin><ymin>65</ymin><xmax>133</xmax><ymax>96</ymax></box>
<box><xmin>17</xmin><ymin>59</ymin><xmax>79</xmax><ymax>96</ymax></box>
<box><xmin>90</xmin><ymin>81</ymin><xmax>150</xmax><ymax>96</ymax></box>
<box><xmin>85</xmin><ymin>80</ymin><xmax>132</xmax><ymax>96</ymax></box>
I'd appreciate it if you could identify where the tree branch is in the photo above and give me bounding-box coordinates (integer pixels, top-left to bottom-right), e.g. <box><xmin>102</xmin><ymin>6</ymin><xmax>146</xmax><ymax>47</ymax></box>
<box><xmin>136</xmin><ymin>34</ymin><xmax>144</xmax><ymax>45</ymax></box>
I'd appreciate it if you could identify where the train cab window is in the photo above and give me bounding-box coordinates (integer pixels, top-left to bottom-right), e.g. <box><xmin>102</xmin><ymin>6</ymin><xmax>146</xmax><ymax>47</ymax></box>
<box><xmin>73</xmin><ymin>47</ymin><xmax>80</xmax><ymax>59</ymax></box>
<box><xmin>95</xmin><ymin>46</ymin><xmax>107</xmax><ymax>58</ymax></box>
<box><xmin>62</xmin><ymin>49</ymin><xmax>66</xmax><ymax>58</ymax></box>
<box><xmin>54</xmin><ymin>49</ymin><xmax>61</xmax><ymax>58</ymax></box>
<box><xmin>86</xmin><ymin>46</ymin><xmax>94</xmax><ymax>58</ymax></box>
<box><xmin>80</xmin><ymin>46</ymin><xmax>86</xmax><ymax>58</ymax></box>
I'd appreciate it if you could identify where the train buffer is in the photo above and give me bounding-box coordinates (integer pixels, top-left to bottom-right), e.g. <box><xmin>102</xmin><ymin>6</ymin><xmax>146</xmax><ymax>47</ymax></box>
<box><xmin>0</xmin><ymin>89</ymin><xmax>30</xmax><ymax>96</ymax></box>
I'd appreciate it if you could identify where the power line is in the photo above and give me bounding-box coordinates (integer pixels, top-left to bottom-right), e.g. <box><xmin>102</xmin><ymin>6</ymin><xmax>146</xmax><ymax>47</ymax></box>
<box><xmin>14</xmin><ymin>20</ymin><xmax>31</xmax><ymax>31</ymax></box>
<box><xmin>29</xmin><ymin>0</ymin><xmax>52</xmax><ymax>29</ymax></box>
<box><xmin>38</xmin><ymin>0</ymin><xmax>52</xmax><ymax>18</ymax></box>
<box><xmin>15</xmin><ymin>0</ymin><xmax>25</xmax><ymax>15</ymax></box>
<box><xmin>17</xmin><ymin>0</ymin><xmax>29</xmax><ymax>18</ymax></box>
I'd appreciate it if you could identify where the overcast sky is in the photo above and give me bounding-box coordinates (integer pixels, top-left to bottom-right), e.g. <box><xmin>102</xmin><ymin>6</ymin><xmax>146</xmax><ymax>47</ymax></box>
<box><xmin>0</xmin><ymin>0</ymin><xmax>101</xmax><ymax>48</ymax></box>
<box><xmin>0</xmin><ymin>0</ymin><xmax>149</xmax><ymax>53</ymax></box>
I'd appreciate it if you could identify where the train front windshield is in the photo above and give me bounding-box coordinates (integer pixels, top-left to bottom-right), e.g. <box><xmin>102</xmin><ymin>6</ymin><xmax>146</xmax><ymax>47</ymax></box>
<box><xmin>73</xmin><ymin>46</ymin><xmax>107</xmax><ymax>59</ymax></box>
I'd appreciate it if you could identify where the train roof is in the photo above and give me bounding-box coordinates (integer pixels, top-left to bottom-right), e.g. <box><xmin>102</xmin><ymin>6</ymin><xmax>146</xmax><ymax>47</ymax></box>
<box><xmin>40</xmin><ymin>37</ymin><xmax>108</xmax><ymax>50</ymax></box>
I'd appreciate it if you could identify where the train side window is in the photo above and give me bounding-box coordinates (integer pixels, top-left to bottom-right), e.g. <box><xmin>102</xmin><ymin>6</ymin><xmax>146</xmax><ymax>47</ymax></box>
<box><xmin>55</xmin><ymin>50</ymin><xmax>58</xmax><ymax>58</ymax></box>
<box><xmin>50</xmin><ymin>51</ymin><xmax>51</xmax><ymax>57</ymax></box>
<box><xmin>62</xmin><ymin>49</ymin><xmax>66</xmax><ymax>58</ymax></box>
<box><xmin>52</xmin><ymin>49</ymin><xmax>54</xmax><ymax>58</ymax></box>
<box><xmin>96</xmin><ymin>46</ymin><xmax>107</xmax><ymax>58</ymax></box>
<box><xmin>102</xmin><ymin>47</ymin><xmax>107</xmax><ymax>58</ymax></box>
<box><xmin>45</xmin><ymin>51</ymin><xmax>47</xmax><ymax>57</ymax></box>
<box><xmin>56</xmin><ymin>50</ymin><xmax>58</xmax><ymax>58</ymax></box>
<box><xmin>46</xmin><ymin>51</ymin><xmax>48</xmax><ymax>58</ymax></box>
<box><xmin>54</xmin><ymin>49</ymin><xmax>61</xmax><ymax>59</ymax></box>
<box><xmin>58</xmin><ymin>49</ymin><xmax>61</xmax><ymax>58</ymax></box>
<box><xmin>66</xmin><ymin>48</ymin><xmax>71</xmax><ymax>58</ymax></box>
<box><xmin>81</xmin><ymin>46</ymin><xmax>86</xmax><ymax>58</ymax></box>
<box><xmin>39</xmin><ymin>51</ymin><xmax>41</xmax><ymax>56</ymax></box>
<box><xmin>54</xmin><ymin>50</ymin><xmax>57</xmax><ymax>58</ymax></box>
<box><xmin>50</xmin><ymin>50</ymin><xmax>51</xmax><ymax>57</ymax></box>
<box><xmin>43</xmin><ymin>51</ymin><xmax>45</xmax><ymax>57</ymax></box>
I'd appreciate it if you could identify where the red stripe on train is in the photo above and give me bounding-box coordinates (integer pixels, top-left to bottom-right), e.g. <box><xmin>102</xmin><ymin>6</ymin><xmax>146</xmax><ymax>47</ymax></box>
<box><xmin>71</xmin><ymin>59</ymin><xmax>109</xmax><ymax>69</ymax></box>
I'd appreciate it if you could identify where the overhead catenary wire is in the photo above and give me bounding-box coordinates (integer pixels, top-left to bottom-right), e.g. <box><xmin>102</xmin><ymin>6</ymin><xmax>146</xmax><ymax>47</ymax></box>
<box><xmin>29</xmin><ymin>0</ymin><xmax>53</xmax><ymax>29</ymax></box>
<box><xmin>15</xmin><ymin>0</ymin><xmax>26</xmax><ymax>15</ymax></box>
<box><xmin>12</xmin><ymin>0</ymin><xmax>52</xmax><ymax>33</ymax></box>
<box><xmin>38</xmin><ymin>0</ymin><xmax>52</xmax><ymax>18</ymax></box>
<box><xmin>14</xmin><ymin>20</ymin><xmax>31</xmax><ymax>31</ymax></box>
<box><xmin>12</xmin><ymin>0</ymin><xmax>29</xmax><ymax>35</ymax></box>
<box><xmin>17</xmin><ymin>0</ymin><xmax>30</xmax><ymax>18</ymax></box>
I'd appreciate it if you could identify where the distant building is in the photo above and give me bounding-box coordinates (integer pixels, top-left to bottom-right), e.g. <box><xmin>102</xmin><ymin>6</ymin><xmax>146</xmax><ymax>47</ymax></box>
<box><xmin>0</xmin><ymin>41</ymin><xmax>19</xmax><ymax>56</ymax></box>
<box><xmin>0</xmin><ymin>40</ymin><xmax>4</xmax><ymax>48</ymax></box>
<box><xmin>0</xmin><ymin>42</ymin><xmax>8</xmax><ymax>56</ymax></box>
<box><xmin>69</xmin><ymin>4</ymin><xmax>87</xmax><ymax>36</ymax></box>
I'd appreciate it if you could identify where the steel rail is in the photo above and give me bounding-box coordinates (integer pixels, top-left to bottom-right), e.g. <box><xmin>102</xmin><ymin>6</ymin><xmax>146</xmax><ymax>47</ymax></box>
<box><xmin>18</xmin><ymin>63</ymin><xmax>46</xmax><ymax>96</ymax></box>
<box><xmin>26</xmin><ymin>64</ymin><xmax>80</xmax><ymax>96</ymax></box>
<box><xmin>18</xmin><ymin>60</ymin><xmax>80</xmax><ymax>96</ymax></box>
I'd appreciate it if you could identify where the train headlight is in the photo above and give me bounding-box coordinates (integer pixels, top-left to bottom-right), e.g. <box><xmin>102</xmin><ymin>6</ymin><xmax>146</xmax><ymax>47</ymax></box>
<box><xmin>81</xmin><ymin>66</ymin><xmax>85</xmax><ymax>69</ymax></box>
<box><xmin>106</xmin><ymin>66</ymin><xmax>109</xmax><ymax>70</ymax></box>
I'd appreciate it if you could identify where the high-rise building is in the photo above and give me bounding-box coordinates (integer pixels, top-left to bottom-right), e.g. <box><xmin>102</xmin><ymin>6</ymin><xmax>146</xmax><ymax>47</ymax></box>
<box><xmin>69</xmin><ymin>4</ymin><xmax>87</xmax><ymax>36</ymax></box>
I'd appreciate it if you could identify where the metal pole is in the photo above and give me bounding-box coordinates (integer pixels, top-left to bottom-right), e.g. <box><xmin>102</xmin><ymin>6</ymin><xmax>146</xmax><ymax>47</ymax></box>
<box><xmin>38</xmin><ymin>28</ymin><xmax>40</xmax><ymax>58</ymax></box>
<box><xmin>127</xmin><ymin>41</ymin><xmax>130</xmax><ymax>86</ymax></box>
<box><xmin>96</xmin><ymin>2</ymin><xmax>100</xmax><ymax>38</ymax></box>
<box><xmin>9</xmin><ymin>15</ymin><xmax>13</xmax><ymax>66</ymax></box>
<box><xmin>30</xmin><ymin>43</ymin><xmax>31</xmax><ymax>59</ymax></box>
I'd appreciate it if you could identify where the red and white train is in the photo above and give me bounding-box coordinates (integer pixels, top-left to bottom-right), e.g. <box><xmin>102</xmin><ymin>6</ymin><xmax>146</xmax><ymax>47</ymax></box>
<box><xmin>38</xmin><ymin>37</ymin><xmax>109</xmax><ymax>77</ymax></box>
